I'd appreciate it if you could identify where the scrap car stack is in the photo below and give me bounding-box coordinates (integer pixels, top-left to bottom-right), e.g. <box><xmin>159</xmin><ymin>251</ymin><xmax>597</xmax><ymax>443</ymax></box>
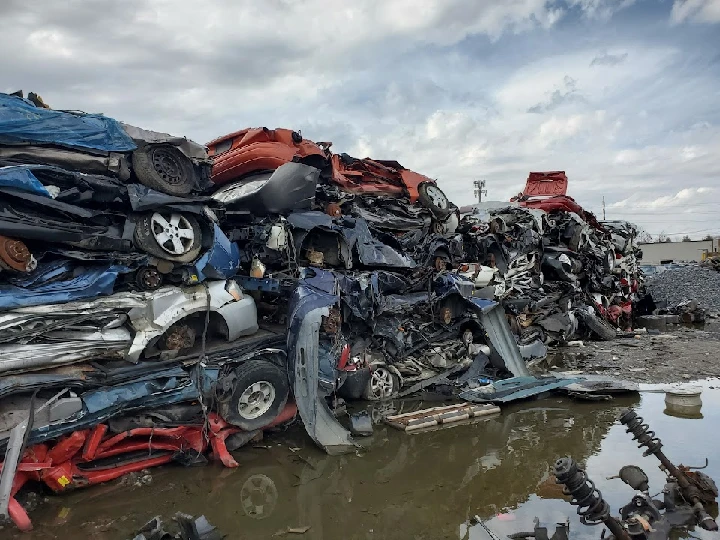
<box><xmin>0</xmin><ymin>92</ymin><xmax>644</xmax><ymax>531</ymax></box>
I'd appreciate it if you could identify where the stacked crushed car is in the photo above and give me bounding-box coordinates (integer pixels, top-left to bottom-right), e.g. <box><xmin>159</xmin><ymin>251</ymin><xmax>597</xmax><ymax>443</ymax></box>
<box><xmin>0</xmin><ymin>92</ymin><xmax>644</xmax><ymax>531</ymax></box>
<box><xmin>459</xmin><ymin>172</ymin><xmax>643</xmax><ymax>345</ymax></box>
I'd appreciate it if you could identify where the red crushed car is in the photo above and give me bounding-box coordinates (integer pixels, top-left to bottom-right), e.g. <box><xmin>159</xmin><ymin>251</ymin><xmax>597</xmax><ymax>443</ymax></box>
<box><xmin>207</xmin><ymin>127</ymin><xmax>452</xmax><ymax>217</ymax></box>
<box><xmin>512</xmin><ymin>171</ymin><xmax>601</xmax><ymax>229</ymax></box>
<box><xmin>207</xmin><ymin>127</ymin><xmax>328</xmax><ymax>186</ymax></box>
<box><xmin>330</xmin><ymin>153</ymin><xmax>450</xmax><ymax>214</ymax></box>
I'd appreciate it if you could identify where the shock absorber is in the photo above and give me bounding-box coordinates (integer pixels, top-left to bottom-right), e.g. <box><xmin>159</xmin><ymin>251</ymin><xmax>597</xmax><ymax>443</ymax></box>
<box><xmin>618</xmin><ymin>409</ymin><xmax>662</xmax><ymax>456</ymax></box>
<box><xmin>554</xmin><ymin>457</ymin><xmax>630</xmax><ymax>540</ymax></box>
<box><xmin>619</xmin><ymin>409</ymin><xmax>718</xmax><ymax>532</ymax></box>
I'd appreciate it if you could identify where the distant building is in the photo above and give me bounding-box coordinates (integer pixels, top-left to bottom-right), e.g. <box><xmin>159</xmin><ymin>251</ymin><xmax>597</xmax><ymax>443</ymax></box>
<box><xmin>638</xmin><ymin>239</ymin><xmax>716</xmax><ymax>265</ymax></box>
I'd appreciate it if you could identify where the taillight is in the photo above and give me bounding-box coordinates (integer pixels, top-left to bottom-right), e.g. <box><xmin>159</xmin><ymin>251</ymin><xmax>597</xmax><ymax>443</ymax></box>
<box><xmin>337</xmin><ymin>344</ymin><xmax>352</xmax><ymax>371</ymax></box>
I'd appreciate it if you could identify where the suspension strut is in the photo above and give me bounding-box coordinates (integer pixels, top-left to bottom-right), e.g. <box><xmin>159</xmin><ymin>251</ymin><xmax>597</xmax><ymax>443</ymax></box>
<box><xmin>554</xmin><ymin>457</ymin><xmax>630</xmax><ymax>540</ymax></box>
<box><xmin>619</xmin><ymin>409</ymin><xmax>718</xmax><ymax>532</ymax></box>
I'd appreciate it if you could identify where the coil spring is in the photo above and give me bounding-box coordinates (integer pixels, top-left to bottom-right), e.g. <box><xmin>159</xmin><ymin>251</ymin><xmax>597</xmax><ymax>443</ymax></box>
<box><xmin>619</xmin><ymin>409</ymin><xmax>662</xmax><ymax>456</ymax></box>
<box><xmin>554</xmin><ymin>457</ymin><xmax>610</xmax><ymax>525</ymax></box>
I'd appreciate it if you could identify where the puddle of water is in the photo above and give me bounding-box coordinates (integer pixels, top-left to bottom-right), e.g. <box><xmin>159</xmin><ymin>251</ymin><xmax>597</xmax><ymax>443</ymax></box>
<box><xmin>23</xmin><ymin>380</ymin><xmax>720</xmax><ymax>540</ymax></box>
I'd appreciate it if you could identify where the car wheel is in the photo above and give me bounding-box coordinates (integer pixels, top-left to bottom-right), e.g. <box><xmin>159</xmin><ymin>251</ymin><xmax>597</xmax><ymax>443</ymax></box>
<box><xmin>133</xmin><ymin>212</ymin><xmax>203</xmax><ymax>263</ymax></box>
<box><xmin>362</xmin><ymin>365</ymin><xmax>400</xmax><ymax>401</ymax></box>
<box><xmin>579</xmin><ymin>311</ymin><xmax>617</xmax><ymax>341</ymax></box>
<box><xmin>132</xmin><ymin>144</ymin><xmax>195</xmax><ymax>196</ymax></box>
<box><xmin>418</xmin><ymin>182</ymin><xmax>451</xmax><ymax>217</ymax></box>
<box><xmin>218</xmin><ymin>359</ymin><xmax>290</xmax><ymax>431</ymax></box>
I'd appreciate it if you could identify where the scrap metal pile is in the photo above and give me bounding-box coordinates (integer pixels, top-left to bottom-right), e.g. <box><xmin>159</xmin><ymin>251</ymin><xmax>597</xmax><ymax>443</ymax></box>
<box><xmin>459</xmin><ymin>174</ymin><xmax>643</xmax><ymax>345</ymax></box>
<box><xmin>0</xmin><ymin>91</ymin><xmax>643</xmax><ymax>531</ymax></box>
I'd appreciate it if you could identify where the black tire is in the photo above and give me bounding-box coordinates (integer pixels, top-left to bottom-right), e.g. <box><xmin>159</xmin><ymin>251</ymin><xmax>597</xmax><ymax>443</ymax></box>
<box><xmin>580</xmin><ymin>311</ymin><xmax>616</xmax><ymax>341</ymax></box>
<box><xmin>418</xmin><ymin>182</ymin><xmax>451</xmax><ymax>218</ymax></box>
<box><xmin>132</xmin><ymin>144</ymin><xmax>195</xmax><ymax>196</ymax></box>
<box><xmin>133</xmin><ymin>212</ymin><xmax>202</xmax><ymax>263</ymax></box>
<box><xmin>217</xmin><ymin>360</ymin><xmax>290</xmax><ymax>431</ymax></box>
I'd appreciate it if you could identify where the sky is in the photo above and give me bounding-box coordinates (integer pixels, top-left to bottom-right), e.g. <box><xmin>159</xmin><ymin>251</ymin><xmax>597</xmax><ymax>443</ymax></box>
<box><xmin>2</xmin><ymin>0</ymin><xmax>720</xmax><ymax>240</ymax></box>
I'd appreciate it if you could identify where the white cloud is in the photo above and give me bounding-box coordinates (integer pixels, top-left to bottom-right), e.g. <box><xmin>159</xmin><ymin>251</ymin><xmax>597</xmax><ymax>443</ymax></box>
<box><xmin>671</xmin><ymin>0</ymin><xmax>720</xmax><ymax>23</ymax></box>
<box><xmin>1</xmin><ymin>0</ymin><xmax>719</xmax><ymax>238</ymax></box>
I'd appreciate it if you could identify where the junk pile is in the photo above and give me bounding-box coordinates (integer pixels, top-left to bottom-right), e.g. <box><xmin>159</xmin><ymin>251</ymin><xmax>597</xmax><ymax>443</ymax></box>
<box><xmin>459</xmin><ymin>173</ymin><xmax>643</xmax><ymax>344</ymax></box>
<box><xmin>0</xmin><ymin>92</ymin><xmax>643</xmax><ymax>531</ymax></box>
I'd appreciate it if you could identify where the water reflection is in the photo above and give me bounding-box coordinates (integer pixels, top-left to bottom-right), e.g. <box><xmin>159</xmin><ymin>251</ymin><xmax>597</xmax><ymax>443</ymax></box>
<box><xmin>24</xmin><ymin>383</ymin><xmax>720</xmax><ymax>539</ymax></box>
<box><xmin>27</xmin><ymin>393</ymin><xmax>649</xmax><ymax>540</ymax></box>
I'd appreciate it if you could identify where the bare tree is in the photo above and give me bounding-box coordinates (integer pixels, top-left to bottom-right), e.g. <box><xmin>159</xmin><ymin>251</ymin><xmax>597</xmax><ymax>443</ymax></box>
<box><xmin>703</xmin><ymin>234</ymin><xmax>714</xmax><ymax>241</ymax></box>
<box><xmin>682</xmin><ymin>235</ymin><xmax>692</xmax><ymax>242</ymax></box>
<box><xmin>637</xmin><ymin>230</ymin><xmax>653</xmax><ymax>243</ymax></box>
<box><xmin>657</xmin><ymin>231</ymin><xmax>669</xmax><ymax>243</ymax></box>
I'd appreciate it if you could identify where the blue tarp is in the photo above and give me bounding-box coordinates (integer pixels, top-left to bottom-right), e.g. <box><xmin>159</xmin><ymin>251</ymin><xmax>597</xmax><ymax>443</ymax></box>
<box><xmin>0</xmin><ymin>93</ymin><xmax>136</xmax><ymax>152</ymax></box>
<box><xmin>0</xmin><ymin>166</ymin><xmax>51</xmax><ymax>197</ymax></box>
<box><xmin>0</xmin><ymin>261</ymin><xmax>127</xmax><ymax>311</ymax></box>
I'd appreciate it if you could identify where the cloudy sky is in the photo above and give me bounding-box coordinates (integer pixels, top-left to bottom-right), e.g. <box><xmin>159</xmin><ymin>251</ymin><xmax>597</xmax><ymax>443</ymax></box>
<box><xmin>2</xmin><ymin>0</ymin><xmax>719</xmax><ymax>239</ymax></box>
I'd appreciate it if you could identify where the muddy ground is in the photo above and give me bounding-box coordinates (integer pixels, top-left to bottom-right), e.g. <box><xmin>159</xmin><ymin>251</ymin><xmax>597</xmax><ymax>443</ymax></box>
<box><xmin>546</xmin><ymin>324</ymin><xmax>720</xmax><ymax>383</ymax></box>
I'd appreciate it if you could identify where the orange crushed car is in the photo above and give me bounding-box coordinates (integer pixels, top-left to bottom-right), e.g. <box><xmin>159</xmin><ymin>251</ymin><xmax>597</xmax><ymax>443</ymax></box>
<box><xmin>207</xmin><ymin>127</ymin><xmax>328</xmax><ymax>186</ymax></box>
<box><xmin>330</xmin><ymin>153</ymin><xmax>446</xmax><ymax>209</ymax></box>
<box><xmin>207</xmin><ymin>127</ymin><xmax>452</xmax><ymax>216</ymax></box>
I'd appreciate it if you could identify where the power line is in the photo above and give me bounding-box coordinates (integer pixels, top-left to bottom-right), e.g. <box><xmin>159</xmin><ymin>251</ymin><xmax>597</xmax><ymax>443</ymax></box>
<box><xmin>642</xmin><ymin>227</ymin><xmax>719</xmax><ymax>235</ymax></box>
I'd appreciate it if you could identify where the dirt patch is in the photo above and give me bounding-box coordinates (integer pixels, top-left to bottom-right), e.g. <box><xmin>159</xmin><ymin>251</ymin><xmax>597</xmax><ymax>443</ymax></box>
<box><xmin>547</xmin><ymin>326</ymin><xmax>720</xmax><ymax>383</ymax></box>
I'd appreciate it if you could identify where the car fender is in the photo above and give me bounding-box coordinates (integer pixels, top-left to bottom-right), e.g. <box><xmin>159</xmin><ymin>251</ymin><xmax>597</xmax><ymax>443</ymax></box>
<box><xmin>125</xmin><ymin>281</ymin><xmax>257</xmax><ymax>362</ymax></box>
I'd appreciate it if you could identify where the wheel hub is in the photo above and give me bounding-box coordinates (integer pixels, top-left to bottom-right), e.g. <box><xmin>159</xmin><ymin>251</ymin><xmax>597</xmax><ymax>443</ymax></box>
<box><xmin>150</xmin><ymin>213</ymin><xmax>195</xmax><ymax>255</ymax></box>
<box><xmin>369</xmin><ymin>367</ymin><xmax>395</xmax><ymax>399</ymax></box>
<box><xmin>151</xmin><ymin>147</ymin><xmax>183</xmax><ymax>185</ymax></box>
<box><xmin>0</xmin><ymin>235</ymin><xmax>36</xmax><ymax>272</ymax></box>
<box><xmin>237</xmin><ymin>381</ymin><xmax>275</xmax><ymax>419</ymax></box>
<box><xmin>136</xmin><ymin>267</ymin><xmax>163</xmax><ymax>290</ymax></box>
<box><xmin>425</xmin><ymin>185</ymin><xmax>448</xmax><ymax>209</ymax></box>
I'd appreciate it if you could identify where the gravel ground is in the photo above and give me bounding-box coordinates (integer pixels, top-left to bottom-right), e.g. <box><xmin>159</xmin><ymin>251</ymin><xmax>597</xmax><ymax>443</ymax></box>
<box><xmin>646</xmin><ymin>266</ymin><xmax>720</xmax><ymax>312</ymax></box>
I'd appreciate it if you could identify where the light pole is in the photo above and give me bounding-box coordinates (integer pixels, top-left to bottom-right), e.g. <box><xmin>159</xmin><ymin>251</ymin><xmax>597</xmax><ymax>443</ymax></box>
<box><xmin>473</xmin><ymin>179</ymin><xmax>487</xmax><ymax>203</ymax></box>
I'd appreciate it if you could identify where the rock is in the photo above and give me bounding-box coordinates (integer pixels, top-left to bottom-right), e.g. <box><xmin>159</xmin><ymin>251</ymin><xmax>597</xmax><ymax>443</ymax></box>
<box><xmin>647</xmin><ymin>267</ymin><xmax>720</xmax><ymax>313</ymax></box>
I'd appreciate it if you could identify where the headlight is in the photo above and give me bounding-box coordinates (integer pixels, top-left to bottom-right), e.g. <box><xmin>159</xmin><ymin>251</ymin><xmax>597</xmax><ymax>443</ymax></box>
<box><xmin>211</xmin><ymin>179</ymin><xmax>269</xmax><ymax>204</ymax></box>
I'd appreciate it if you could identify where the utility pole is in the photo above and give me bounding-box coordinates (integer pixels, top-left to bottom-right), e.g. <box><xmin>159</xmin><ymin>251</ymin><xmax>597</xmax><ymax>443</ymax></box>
<box><xmin>602</xmin><ymin>196</ymin><xmax>606</xmax><ymax>220</ymax></box>
<box><xmin>474</xmin><ymin>179</ymin><xmax>487</xmax><ymax>203</ymax></box>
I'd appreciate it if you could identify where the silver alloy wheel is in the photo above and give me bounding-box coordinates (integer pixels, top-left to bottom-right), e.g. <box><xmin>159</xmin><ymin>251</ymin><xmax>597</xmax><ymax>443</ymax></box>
<box><xmin>150</xmin><ymin>212</ymin><xmax>196</xmax><ymax>255</ymax></box>
<box><xmin>368</xmin><ymin>366</ymin><xmax>396</xmax><ymax>399</ymax></box>
<box><xmin>240</xmin><ymin>474</ymin><xmax>278</xmax><ymax>519</ymax></box>
<box><xmin>424</xmin><ymin>185</ymin><xmax>448</xmax><ymax>209</ymax></box>
<box><xmin>237</xmin><ymin>380</ymin><xmax>276</xmax><ymax>419</ymax></box>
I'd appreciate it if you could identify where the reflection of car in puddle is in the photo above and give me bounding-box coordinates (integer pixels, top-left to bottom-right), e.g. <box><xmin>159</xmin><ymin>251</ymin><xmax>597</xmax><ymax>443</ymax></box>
<box><xmin>240</xmin><ymin>473</ymin><xmax>278</xmax><ymax>520</ymax></box>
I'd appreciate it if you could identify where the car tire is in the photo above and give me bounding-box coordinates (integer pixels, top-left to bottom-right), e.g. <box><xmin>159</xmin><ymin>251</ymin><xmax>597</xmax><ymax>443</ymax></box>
<box><xmin>418</xmin><ymin>182</ymin><xmax>451</xmax><ymax>218</ymax></box>
<box><xmin>579</xmin><ymin>311</ymin><xmax>616</xmax><ymax>341</ymax></box>
<box><xmin>132</xmin><ymin>144</ymin><xmax>196</xmax><ymax>196</ymax></box>
<box><xmin>217</xmin><ymin>359</ymin><xmax>290</xmax><ymax>431</ymax></box>
<box><xmin>362</xmin><ymin>364</ymin><xmax>400</xmax><ymax>401</ymax></box>
<box><xmin>133</xmin><ymin>212</ymin><xmax>203</xmax><ymax>263</ymax></box>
